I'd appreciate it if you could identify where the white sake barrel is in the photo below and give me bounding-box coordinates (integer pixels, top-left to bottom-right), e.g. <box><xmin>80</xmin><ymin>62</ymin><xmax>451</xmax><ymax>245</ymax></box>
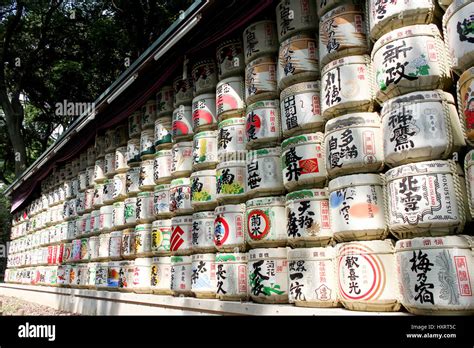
<box><xmin>278</xmin><ymin>33</ymin><xmax>319</xmax><ymax>90</ymax></box>
<box><xmin>92</xmin><ymin>184</ymin><xmax>104</xmax><ymax>209</ymax></box>
<box><xmin>126</xmin><ymin>167</ymin><xmax>140</xmax><ymax>196</ymax></box>
<box><xmin>124</xmin><ymin>197</ymin><xmax>137</xmax><ymax>227</ymax></box>
<box><xmin>245</xmin><ymin>56</ymin><xmax>278</xmax><ymax>105</ymax></box>
<box><xmin>466</xmin><ymin>150</ymin><xmax>474</xmax><ymax>218</ymax></box>
<box><xmin>214</xmin><ymin>204</ymin><xmax>246</xmax><ymax>252</ymax></box>
<box><xmin>93</xmin><ymin>159</ymin><xmax>106</xmax><ymax>183</ymax></box>
<box><xmin>141</xmin><ymin>99</ymin><xmax>156</xmax><ymax>130</ymax></box>
<box><xmin>117</xmin><ymin>260</ymin><xmax>134</xmax><ymax>292</ymax></box>
<box><xmin>112</xmin><ymin>173</ymin><xmax>127</xmax><ymax>202</ymax></box>
<box><xmin>369</xmin><ymin>0</ymin><xmax>441</xmax><ymax>41</ymax></box>
<box><xmin>112</xmin><ymin>201</ymin><xmax>125</xmax><ymax>229</ymax></box>
<box><xmin>153</xmin><ymin>184</ymin><xmax>172</xmax><ymax>217</ymax></box>
<box><xmin>169</xmin><ymin>178</ymin><xmax>192</xmax><ymax>215</ymax></box>
<box><xmin>90</xmin><ymin>210</ymin><xmax>100</xmax><ymax>234</ymax></box>
<box><xmin>78</xmin><ymin>171</ymin><xmax>88</xmax><ymax>191</ymax></box>
<box><xmin>152</xmin><ymin>219</ymin><xmax>171</xmax><ymax>256</ymax></box>
<box><xmin>102</xmin><ymin>179</ymin><xmax>114</xmax><ymax>205</ymax></box>
<box><xmin>115</xmin><ymin>146</ymin><xmax>129</xmax><ymax>173</ymax></box>
<box><xmin>385</xmin><ymin>160</ymin><xmax>467</xmax><ymax>239</ymax></box>
<box><xmin>245</xmin><ymin>100</ymin><xmax>282</xmax><ymax>149</ymax></box>
<box><xmin>280</xmin><ymin>81</ymin><xmax>323</xmax><ymax>137</ymax></box>
<box><xmin>457</xmin><ymin>67</ymin><xmax>474</xmax><ymax>146</ymax></box>
<box><xmin>106</xmin><ymin>261</ymin><xmax>121</xmax><ymax>290</ymax></box>
<box><xmin>154</xmin><ymin>150</ymin><xmax>172</xmax><ymax>184</ymax></box>
<box><xmin>86</xmin><ymin>262</ymin><xmax>98</xmax><ymax>288</ymax></box>
<box><xmin>57</xmin><ymin>264</ymin><xmax>70</xmax><ymax>287</ymax></box>
<box><xmin>128</xmin><ymin>110</ymin><xmax>141</xmax><ymax>139</ymax></box>
<box><xmin>216</xmin><ymin>76</ymin><xmax>246</xmax><ymax>121</ymax></box>
<box><xmin>154</xmin><ymin>117</ymin><xmax>173</xmax><ymax>150</ymax></box>
<box><xmin>215</xmin><ymin>253</ymin><xmax>248</xmax><ymax>301</ymax></box>
<box><xmin>192</xmin><ymin>94</ymin><xmax>217</xmax><ymax>132</ymax></box>
<box><xmin>95</xmin><ymin>262</ymin><xmax>108</xmax><ymax>289</ymax></box>
<box><xmin>136</xmin><ymin>191</ymin><xmax>154</xmax><ymax>224</ymax></box>
<box><xmin>84</xmin><ymin>188</ymin><xmax>94</xmax><ymax>212</ymax></box>
<box><xmin>121</xmin><ymin>228</ymin><xmax>136</xmax><ymax>259</ymax></box>
<box><xmin>276</xmin><ymin>0</ymin><xmax>317</xmax><ymax>42</ymax></box>
<box><xmin>173</xmin><ymin>76</ymin><xmax>193</xmax><ymax>108</ymax></box>
<box><xmin>172</xmin><ymin>106</ymin><xmax>193</xmax><ymax>142</ymax></box>
<box><xmin>86</xmin><ymin>166</ymin><xmax>95</xmax><ymax>188</ymax></box>
<box><xmin>395</xmin><ymin>235</ymin><xmax>474</xmax><ymax>315</ymax></box>
<box><xmin>151</xmin><ymin>256</ymin><xmax>172</xmax><ymax>294</ymax></box>
<box><xmin>134</xmin><ymin>224</ymin><xmax>152</xmax><ymax>257</ymax></box>
<box><xmin>337</xmin><ymin>239</ymin><xmax>400</xmax><ymax>311</ymax></box>
<box><xmin>191</xmin><ymin>211</ymin><xmax>216</xmax><ymax>253</ymax></box>
<box><xmin>89</xmin><ymin>236</ymin><xmax>99</xmax><ymax>261</ymax></box>
<box><xmin>316</xmin><ymin>0</ymin><xmax>346</xmax><ymax>17</ymax></box>
<box><xmin>80</xmin><ymin>238</ymin><xmax>90</xmax><ymax>261</ymax></box>
<box><xmin>190</xmin><ymin>254</ymin><xmax>218</xmax><ymax>300</ymax></box>
<box><xmin>382</xmin><ymin>90</ymin><xmax>465</xmax><ymax>167</ymax></box>
<box><xmin>126</xmin><ymin>138</ymin><xmax>141</xmax><ymax>166</ymax></box>
<box><xmin>156</xmin><ymin>85</ymin><xmax>174</xmax><ymax>117</ymax></box>
<box><xmin>245</xmin><ymin>196</ymin><xmax>287</xmax><ymax>248</ymax></box>
<box><xmin>329</xmin><ymin>173</ymin><xmax>386</xmax><ymax>242</ymax></box>
<box><xmin>243</xmin><ymin>20</ymin><xmax>278</xmax><ymax>64</ymax></box>
<box><xmin>138</xmin><ymin>160</ymin><xmax>155</xmax><ymax>191</ymax></box>
<box><xmin>246</xmin><ymin>148</ymin><xmax>284</xmax><ymax>198</ymax></box>
<box><xmin>281</xmin><ymin>133</ymin><xmax>327</xmax><ymax>191</ymax></box>
<box><xmin>286</xmin><ymin>188</ymin><xmax>332</xmax><ymax>247</ymax></box>
<box><xmin>192</xmin><ymin>59</ymin><xmax>218</xmax><ymax>96</ymax></box>
<box><xmin>216</xmin><ymin>160</ymin><xmax>247</xmax><ymax>203</ymax></box>
<box><xmin>248</xmin><ymin>247</ymin><xmax>289</xmax><ymax>304</ymax></box>
<box><xmin>288</xmin><ymin>247</ymin><xmax>338</xmax><ymax>307</ymax></box>
<box><xmin>99</xmin><ymin>205</ymin><xmax>113</xmax><ymax>232</ymax></box>
<box><xmin>140</xmin><ymin>129</ymin><xmax>155</xmax><ymax>160</ymax></box>
<box><xmin>108</xmin><ymin>231</ymin><xmax>122</xmax><ymax>261</ymax></box>
<box><xmin>192</xmin><ymin>130</ymin><xmax>218</xmax><ymax>170</ymax></box>
<box><xmin>170</xmin><ymin>215</ymin><xmax>193</xmax><ymax>255</ymax></box>
<box><xmin>372</xmin><ymin>24</ymin><xmax>451</xmax><ymax>103</ymax></box>
<box><xmin>443</xmin><ymin>0</ymin><xmax>474</xmax><ymax>75</ymax></box>
<box><xmin>191</xmin><ymin>170</ymin><xmax>217</xmax><ymax>211</ymax></box>
<box><xmin>324</xmin><ymin>112</ymin><xmax>384</xmax><ymax>178</ymax></box>
<box><xmin>217</xmin><ymin>118</ymin><xmax>246</xmax><ymax>160</ymax></box>
<box><xmin>216</xmin><ymin>38</ymin><xmax>245</xmax><ymax>79</ymax></box>
<box><xmin>171</xmin><ymin>141</ymin><xmax>193</xmax><ymax>178</ymax></box>
<box><xmin>170</xmin><ymin>255</ymin><xmax>193</xmax><ymax>296</ymax></box>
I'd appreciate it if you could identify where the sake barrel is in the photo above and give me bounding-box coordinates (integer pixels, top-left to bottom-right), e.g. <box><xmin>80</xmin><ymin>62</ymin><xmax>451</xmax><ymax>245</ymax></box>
<box><xmin>171</xmin><ymin>141</ymin><xmax>193</xmax><ymax>178</ymax></box>
<box><xmin>87</xmin><ymin>146</ymin><xmax>96</xmax><ymax>166</ymax></box>
<box><xmin>79</xmin><ymin>152</ymin><xmax>88</xmax><ymax>171</ymax></box>
<box><xmin>458</xmin><ymin>67</ymin><xmax>474</xmax><ymax>146</ymax></box>
<box><xmin>192</xmin><ymin>94</ymin><xmax>217</xmax><ymax>132</ymax></box>
<box><xmin>102</xmin><ymin>179</ymin><xmax>114</xmax><ymax>205</ymax></box>
<box><xmin>248</xmin><ymin>247</ymin><xmax>289</xmax><ymax>304</ymax></box>
<box><xmin>246</xmin><ymin>148</ymin><xmax>285</xmax><ymax>198</ymax></box>
<box><xmin>154</xmin><ymin>150</ymin><xmax>172</xmax><ymax>184</ymax></box>
<box><xmin>192</xmin><ymin>59</ymin><xmax>218</xmax><ymax>96</ymax></box>
<box><xmin>372</xmin><ymin>24</ymin><xmax>451</xmax><ymax>103</ymax></box>
<box><xmin>109</xmin><ymin>231</ymin><xmax>122</xmax><ymax>261</ymax></box>
<box><xmin>138</xmin><ymin>160</ymin><xmax>155</xmax><ymax>191</ymax></box>
<box><xmin>154</xmin><ymin>117</ymin><xmax>173</xmax><ymax>150</ymax></box>
<box><xmin>156</xmin><ymin>85</ymin><xmax>174</xmax><ymax>117</ymax></box>
<box><xmin>133</xmin><ymin>258</ymin><xmax>152</xmax><ymax>292</ymax></box>
<box><xmin>86</xmin><ymin>166</ymin><xmax>95</xmax><ymax>188</ymax></box>
<box><xmin>112</xmin><ymin>201</ymin><xmax>126</xmax><ymax>230</ymax></box>
<box><xmin>136</xmin><ymin>191</ymin><xmax>154</xmax><ymax>224</ymax></box>
<box><xmin>117</xmin><ymin>260</ymin><xmax>134</xmax><ymax>292</ymax></box>
<box><xmin>173</xmin><ymin>75</ymin><xmax>193</xmax><ymax>108</ymax></box>
<box><xmin>151</xmin><ymin>256</ymin><xmax>172</xmax><ymax>294</ymax></box>
<box><xmin>276</xmin><ymin>0</ymin><xmax>318</xmax><ymax>42</ymax></box>
<box><xmin>216</xmin><ymin>160</ymin><xmax>247</xmax><ymax>203</ymax></box>
<box><xmin>95</xmin><ymin>262</ymin><xmax>108</xmax><ymax>289</ymax></box>
<box><xmin>170</xmin><ymin>255</ymin><xmax>193</xmax><ymax>296</ymax></box>
<box><xmin>99</xmin><ymin>205</ymin><xmax>113</xmax><ymax>232</ymax></box>
<box><xmin>140</xmin><ymin>129</ymin><xmax>155</xmax><ymax>160</ymax></box>
<box><xmin>170</xmin><ymin>215</ymin><xmax>193</xmax><ymax>255</ymax></box>
<box><xmin>104</xmin><ymin>129</ymin><xmax>115</xmax><ymax>154</ymax></box>
<box><xmin>216</xmin><ymin>76</ymin><xmax>246</xmax><ymax>121</ymax></box>
<box><xmin>324</xmin><ymin>112</ymin><xmax>384</xmax><ymax>178</ymax></box>
<box><xmin>151</xmin><ymin>219</ymin><xmax>171</xmax><ymax>256</ymax></box>
<box><xmin>385</xmin><ymin>160</ymin><xmax>467</xmax><ymax>239</ymax></box>
<box><xmin>141</xmin><ymin>99</ymin><xmax>156</xmax><ymax>130</ymax></box>
<box><xmin>172</xmin><ymin>106</ymin><xmax>193</xmax><ymax>142</ymax></box>
<box><xmin>438</xmin><ymin>0</ymin><xmax>453</xmax><ymax>11</ymax></box>
<box><xmin>215</xmin><ymin>253</ymin><xmax>248</xmax><ymax>301</ymax></box>
<box><xmin>169</xmin><ymin>178</ymin><xmax>192</xmax><ymax>215</ymax></box>
<box><xmin>243</xmin><ymin>20</ymin><xmax>278</xmax><ymax>64</ymax></box>
<box><xmin>112</xmin><ymin>173</ymin><xmax>127</xmax><ymax>202</ymax></box>
<box><xmin>79</xmin><ymin>171</ymin><xmax>88</xmax><ymax>191</ymax></box>
<box><xmin>191</xmin><ymin>170</ymin><xmax>217</xmax><ymax>211</ymax></box>
<box><xmin>280</xmin><ymin>81</ymin><xmax>323</xmax><ymax>137</ymax></box>
<box><xmin>443</xmin><ymin>0</ymin><xmax>474</xmax><ymax>75</ymax></box>
<box><xmin>368</xmin><ymin>0</ymin><xmax>441</xmax><ymax>41</ymax></box>
<box><xmin>192</xmin><ymin>211</ymin><xmax>216</xmax><ymax>253</ymax></box>
<box><xmin>153</xmin><ymin>184</ymin><xmax>172</xmax><ymax>218</ymax></box>
<box><xmin>190</xmin><ymin>253</ymin><xmax>217</xmax><ymax>298</ymax></box>
<box><xmin>115</xmin><ymin>146</ymin><xmax>129</xmax><ymax>173</ymax></box>
<box><xmin>281</xmin><ymin>133</ymin><xmax>327</xmax><ymax>191</ymax></box>
<box><xmin>382</xmin><ymin>90</ymin><xmax>465</xmax><ymax>167</ymax></box>
<box><xmin>128</xmin><ymin>109</ymin><xmax>142</xmax><ymax>139</ymax></box>
<box><xmin>124</xmin><ymin>197</ymin><xmax>137</xmax><ymax>227</ymax></box>
<box><xmin>84</xmin><ymin>188</ymin><xmax>95</xmax><ymax>212</ymax></box>
<box><xmin>217</xmin><ymin>118</ymin><xmax>246</xmax><ymax>160</ymax></box>
<box><xmin>89</xmin><ymin>236</ymin><xmax>99</xmax><ymax>261</ymax></box>
<box><xmin>214</xmin><ymin>204</ymin><xmax>246</xmax><ymax>252</ymax></box>
<box><xmin>126</xmin><ymin>138</ymin><xmax>141</xmax><ymax>166</ymax></box>
<box><xmin>245</xmin><ymin>100</ymin><xmax>282</xmax><ymax>149</ymax></box>
<box><xmin>126</xmin><ymin>167</ymin><xmax>140</xmax><ymax>196</ymax></box>
<box><xmin>121</xmin><ymin>228</ymin><xmax>136</xmax><ymax>259</ymax></box>
<box><xmin>337</xmin><ymin>240</ymin><xmax>400</xmax><ymax>311</ymax></box>
<box><xmin>216</xmin><ymin>38</ymin><xmax>245</xmax><ymax>79</ymax></box>
<box><xmin>90</xmin><ymin>210</ymin><xmax>100</xmax><ymax>234</ymax></box>
<box><xmin>288</xmin><ymin>247</ymin><xmax>338</xmax><ymax>307</ymax></box>
<box><xmin>245</xmin><ymin>56</ymin><xmax>278</xmax><ymax>105</ymax></box>
<box><xmin>80</xmin><ymin>238</ymin><xmax>90</xmax><ymax>262</ymax></box>
<box><xmin>278</xmin><ymin>33</ymin><xmax>319</xmax><ymax>90</ymax></box>
<box><xmin>286</xmin><ymin>188</ymin><xmax>332</xmax><ymax>247</ymax></box>
<box><xmin>95</xmin><ymin>135</ymin><xmax>106</xmax><ymax>159</ymax></box>
<box><xmin>106</xmin><ymin>261</ymin><xmax>121</xmax><ymax>290</ymax></box>
<box><xmin>465</xmin><ymin>150</ymin><xmax>474</xmax><ymax>218</ymax></box>
<box><xmin>134</xmin><ymin>224</ymin><xmax>152</xmax><ymax>257</ymax></box>
<box><xmin>395</xmin><ymin>235</ymin><xmax>474</xmax><ymax>315</ymax></box>
<box><xmin>114</xmin><ymin>124</ymin><xmax>128</xmax><ymax>149</ymax></box>
<box><xmin>192</xmin><ymin>131</ymin><xmax>218</xmax><ymax>170</ymax></box>
<box><xmin>93</xmin><ymin>159</ymin><xmax>106</xmax><ymax>183</ymax></box>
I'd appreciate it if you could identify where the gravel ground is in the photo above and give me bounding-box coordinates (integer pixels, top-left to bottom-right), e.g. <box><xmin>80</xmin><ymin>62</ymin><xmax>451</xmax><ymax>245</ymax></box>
<box><xmin>0</xmin><ymin>295</ymin><xmax>79</xmax><ymax>315</ymax></box>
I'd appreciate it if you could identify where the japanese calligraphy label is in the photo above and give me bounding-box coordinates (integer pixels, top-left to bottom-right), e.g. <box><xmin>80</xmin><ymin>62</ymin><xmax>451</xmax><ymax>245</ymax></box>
<box><xmin>138</xmin><ymin>160</ymin><xmax>155</xmax><ymax>190</ymax></box>
<box><xmin>337</xmin><ymin>240</ymin><xmax>400</xmax><ymax>311</ymax></box>
<box><xmin>57</xmin><ymin>265</ymin><xmax>70</xmax><ymax>286</ymax></box>
<box><xmin>458</xmin><ymin>67</ymin><xmax>474</xmax><ymax>145</ymax></box>
<box><xmin>154</xmin><ymin>150</ymin><xmax>172</xmax><ymax>184</ymax></box>
<box><xmin>173</xmin><ymin>76</ymin><xmax>193</xmax><ymax>108</ymax></box>
<box><xmin>245</xmin><ymin>100</ymin><xmax>282</xmax><ymax>148</ymax></box>
<box><xmin>171</xmin><ymin>142</ymin><xmax>193</xmax><ymax>177</ymax></box>
<box><xmin>216</xmin><ymin>77</ymin><xmax>246</xmax><ymax>120</ymax></box>
<box><xmin>128</xmin><ymin>111</ymin><xmax>141</xmax><ymax>139</ymax></box>
<box><xmin>465</xmin><ymin>151</ymin><xmax>474</xmax><ymax>218</ymax></box>
<box><xmin>99</xmin><ymin>204</ymin><xmax>113</xmax><ymax>231</ymax></box>
<box><xmin>245</xmin><ymin>56</ymin><xmax>278</xmax><ymax>104</ymax></box>
<box><xmin>101</xmin><ymin>180</ymin><xmax>113</xmax><ymax>205</ymax></box>
<box><xmin>126</xmin><ymin>138</ymin><xmax>140</xmax><ymax>165</ymax></box>
<box><xmin>151</xmin><ymin>220</ymin><xmax>171</xmax><ymax>254</ymax></box>
<box><xmin>118</xmin><ymin>261</ymin><xmax>133</xmax><ymax>291</ymax></box>
<box><xmin>169</xmin><ymin>178</ymin><xmax>192</xmax><ymax>215</ymax></box>
<box><xmin>288</xmin><ymin>247</ymin><xmax>338</xmax><ymax>307</ymax></box>
<box><xmin>136</xmin><ymin>191</ymin><xmax>154</xmax><ymax>223</ymax></box>
<box><xmin>151</xmin><ymin>257</ymin><xmax>172</xmax><ymax>294</ymax></box>
<box><xmin>172</xmin><ymin>106</ymin><xmax>193</xmax><ymax>140</ymax></box>
<box><xmin>88</xmin><ymin>237</ymin><xmax>99</xmax><ymax>260</ymax></box>
<box><xmin>121</xmin><ymin>229</ymin><xmax>136</xmax><ymax>258</ymax></box>
<box><xmin>372</xmin><ymin>24</ymin><xmax>449</xmax><ymax>102</ymax></box>
<box><xmin>170</xmin><ymin>256</ymin><xmax>192</xmax><ymax>294</ymax></box>
<box><xmin>215</xmin><ymin>253</ymin><xmax>248</xmax><ymax>300</ymax></box>
<box><xmin>134</xmin><ymin>224</ymin><xmax>152</xmax><ymax>256</ymax></box>
<box><xmin>245</xmin><ymin>196</ymin><xmax>287</xmax><ymax>247</ymax></box>
<box><xmin>319</xmin><ymin>4</ymin><xmax>368</xmax><ymax>66</ymax></box>
<box><xmin>382</xmin><ymin>90</ymin><xmax>463</xmax><ymax>167</ymax></box>
<box><xmin>281</xmin><ymin>133</ymin><xmax>327</xmax><ymax>191</ymax></box>
<box><xmin>139</xmin><ymin>129</ymin><xmax>155</xmax><ymax>158</ymax></box>
<box><xmin>170</xmin><ymin>216</ymin><xmax>193</xmax><ymax>255</ymax></box>
<box><xmin>395</xmin><ymin>235</ymin><xmax>474</xmax><ymax>314</ymax></box>
<box><xmin>156</xmin><ymin>85</ymin><xmax>174</xmax><ymax>117</ymax></box>
<box><xmin>328</xmin><ymin>174</ymin><xmax>386</xmax><ymax>241</ymax></box>
<box><xmin>443</xmin><ymin>0</ymin><xmax>474</xmax><ymax>74</ymax></box>
<box><xmin>192</xmin><ymin>211</ymin><xmax>216</xmax><ymax>252</ymax></box>
<box><xmin>217</xmin><ymin>118</ymin><xmax>246</xmax><ymax>159</ymax></box>
<box><xmin>191</xmin><ymin>254</ymin><xmax>217</xmax><ymax>297</ymax></box>
<box><xmin>107</xmin><ymin>261</ymin><xmax>120</xmax><ymax>288</ymax></box>
<box><xmin>192</xmin><ymin>59</ymin><xmax>218</xmax><ymax>96</ymax></box>
<box><xmin>276</xmin><ymin>0</ymin><xmax>317</xmax><ymax>42</ymax></box>
<box><xmin>216</xmin><ymin>39</ymin><xmax>245</xmax><ymax>79</ymax></box>
<box><xmin>125</xmin><ymin>167</ymin><xmax>140</xmax><ymax>196</ymax></box>
<box><xmin>192</xmin><ymin>131</ymin><xmax>218</xmax><ymax>170</ymax></box>
<box><xmin>324</xmin><ymin>112</ymin><xmax>384</xmax><ymax>177</ymax></box>
<box><xmin>385</xmin><ymin>160</ymin><xmax>464</xmax><ymax>238</ymax></box>
<box><xmin>214</xmin><ymin>204</ymin><xmax>246</xmax><ymax>251</ymax></box>
<box><xmin>243</xmin><ymin>20</ymin><xmax>278</xmax><ymax>64</ymax></box>
<box><xmin>112</xmin><ymin>201</ymin><xmax>125</xmax><ymax>228</ymax></box>
<box><xmin>109</xmin><ymin>231</ymin><xmax>122</xmax><ymax>260</ymax></box>
<box><xmin>154</xmin><ymin>184</ymin><xmax>171</xmax><ymax>217</ymax></box>
<box><xmin>277</xmin><ymin>33</ymin><xmax>319</xmax><ymax>90</ymax></box>
<box><xmin>153</xmin><ymin>117</ymin><xmax>172</xmax><ymax>148</ymax></box>
<box><xmin>124</xmin><ymin>197</ymin><xmax>137</xmax><ymax>226</ymax></box>
<box><xmin>132</xmin><ymin>258</ymin><xmax>152</xmax><ymax>292</ymax></box>
<box><xmin>286</xmin><ymin>189</ymin><xmax>332</xmax><ymax>247</ymax></box>
<box><xmin>216</xmin><ymin>161</ymin><xmax>246</xmax><ymax>202</ymax></box>
<box><xmin>141</xmin><ymin>99</ymin><xmax>156</xmax><ymax>130</ymax></box>
<box><xmin>248</xmin><ymin>247</ymin><xmax>289</xmax><ymax>303</ymax></box>
<box><xmin>191</xmin><ymin>170</ymin><xmax>217</xmax><ymax>209</ymax></box>
<box><xmin>246</xmin><ymin>148</ymin><xmax>284</xmax><ymax>197</ymax></box>
<box><xmin>192</xmin><ymin>94</ymin><xmax>217</xmax><ymax>132</ymax></box>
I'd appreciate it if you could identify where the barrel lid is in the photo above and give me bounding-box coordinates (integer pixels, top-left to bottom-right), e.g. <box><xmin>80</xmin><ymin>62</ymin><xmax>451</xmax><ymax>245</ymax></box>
<box><xmin>172</xmin><ymin>141</ymin><xmax>192</xmax><ymax>147</ymax></box>
<box><xmin>110</xmin><ymin>231</ymin><xmax>123</xmax><ymax>237</ymax></box>
<box><xmin>325</xmin><ymin>112</ymin><xmax>381</xmax><ymax>133</ymax></box>
<box><xmin>458</xmin><ymin>67</ymin><xmax>474</xmax><ymax>88</ymax></box>
<box><xmin>155</xmin><ymin>149</ymin><xmax>172</xmax><ymax>157</ymax></box>
<box><xmin>218</xmin><ymin>117</ymin><xmax>246</xmax><ymax>128</ymax></box>
<box><xmin>395</xmin><ymin>235</ymin><xmax>473</xmax><ymax>251</ymax></box>
<box><xmin>246</xmin><ymin>196</ymin><xmax>286</xmax><ymax>207</ymax></box>
<box><xmin>322</xmin><ymin>55</ymin><xmax>371</xmax><ymax>75</ymax></box>
<box><xmin>320</xmin><ymin>2</ymin><xmax>361</xmax><ymax>22</ymax></box>
<box><xmin>280</xmin><ymin>32</ymin><xmax>316</xmax><ymax>45</ymax></box>
<box><xmin>194</xmin><ymin>130</ymin><xmax>218</xmax><ymax>139</ymax></box>
<box><xmin>134</xmin><ymin>257</ymin><xmax>153</xmax><ymax>266</ymax></box>
<box><xmin>329</xmin><ymin>173</ymin><xmax>383</xmax><ymax>191</ymax></box>
<box><xmin>108</xmin><ymin>261</ymin><xmax>120</xmax><ymax>267</ymax></box>
<box><xmin>152</xmin><ymin>256</ymin><xmax>171</xmax><ymax>263</ymax></box>
<box><xmin>173</xmin><ymin>105</ymin><xmax>192</xmax><ymax>113</ymax></box>
<box><xmin>171</xmin><ymin>177</ymin><xmax>191</xmax><ymax>186</ymax></box>
<box><xmin>216</xmin><ymin>75</ymin><xmax>245</xmax><ymax>86</ymax></box>
<box><xmin>288</xmin><ymin>247</ymin><xmax>335</xmax><ymax>260</ymax></box>
<box><xmin>118</xmin><ymin>260</ymin><xmax>133</xmax><ymax>267</ymax></box>
<box><xmin>99</xmin><ymin>205</ymin><xmax>114</xmax><ymax>213</ymax></box>
<box><xmin>385</xmin><ymin>160</ymin><xmax>453</xmax><ymax>181</ymax></box>
<box><xmin>192</xmin><ymin>211</ymin><xmax>215</xmax><ymax>219</ymax></box>
<box><xmin>171</xmin><ymin>255</ymin><xmax>191</xmax><ymax>264</ymax></box>
<box><xmin>192</xmin><ymin>93</ymin><xmax>216</xmax><ymax>102</ymax></box>
<box><xmin>215</xmin><ymin>203</ymin><xmax>246</xmax><ymax>214</ymax></box>
<box><xmin>91</xmin><ymin>209</ymin><xmax>100</xmax><ymax>216</ymax></box>
<box><xmin>140</xmin><ymin>159</ymin><xmax>154</xmax><ymax>166</ymax></box>
<box><xmin>216</xmin><ymin>160</ymin><xmax>246</xmax><ymax>169</ymax></box>
<box><xmin>247</xmin><ymin>147</ymin><xmax>281</xmax><ymax>161</ymax></box>
<box><xmin>127</xmin><ymin>166</ymin><xmax>140</xmax><ymax>173</ymax></box>
<box><xmin>152</xmin><ymin>219</ymin><xmax>172</xmax><ymax>227</ymax></box>
<box><xmin>124</xmin><ymin>197</ymin><xmax>137</xmax><ymax>203</ymax></box>
<box><xmin>443</xmin><ymin>0</ymin><xmax>472</xmax><ymax>23</ymax></box>
<box><xmin>192</xmin><ymin>253</ymin><xmax>216</xmax><ymax>262</ymax></box>
<box><xmin>135</xmin><ymin>224</ymin><xmax>152</xmax><ymax>231</ymax></box>
<box><xmin>280</xmin><ymin>81</ymin><xmax>320</xmax><ymax>100</ymax></box>
<box><xmin>173</xmin><ymin>75</ymin><xmax>193</xmax><ymax>84</ymax></box>
<box><xmin>89</xmin><ymin>235</ymin><xmax>99</xmax><ymax>240</ymax></box>
<box><xmin>337</xmin><ymin>239</ymin><xmax>395</xmax><ymax>256</ymax></box>
<box><xmin>465</xmin><ymin>150</ymin><xmax>474</xmax><ymax>167</ymax></box>
<box><xmin>155</xmin><ymin>116</ymin><xmax>172</xmax><ymax>124</ymax></box>
<box><xmin>191</xmin><ymin>169</ymin><xmax>216</xmax><ymax>178</ymax></box>
<box><xmin>382</xmin><ymin>90</ymin><xmax>455</xmax><ymax>116</ymax></box>
<box><xmin>281</xmin><ymin>133</ymin><xmax>324</xmax><ymax>151</ymax></box>
<box><xmin>215</xmin><ymin>252</ymin><xmax>248</xmax><ymax>262</ymax></box>
<box><xmin>246</xmin><ymin>55</ymin><xmax>276</xmax><ymax>66</ymax></box>
<box><xmin>154</xmin><ymin>184</ymin><xmax>171</xmax><ymax>191</ymax></box>
<box><xmin>122</xmin><ymin>228</ymin><xmax>135</xmax><ymax>234</ymax></box>
<box><xmin>137</xmin><ymin>191</ymin><xmax>153</xmax><ymax>197</ymax></box>
<box><xmin>246</xmin><ymin>99</ymin><xmax>279</xmax><ymax>112</ymax></box>
<box><xmin>171</xmin><ymin>215</ymin><xmax>193</xmax><ymax>223</ymax></box>
<box><xmin>127</xmin><ymin>138</ymin><xmax>140</xmax><ymax>144</ymax></box>
<box><xmin>249</xmin><ymin>247</ymin><xmax>288</xmax><ymax>259</ymax></box>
